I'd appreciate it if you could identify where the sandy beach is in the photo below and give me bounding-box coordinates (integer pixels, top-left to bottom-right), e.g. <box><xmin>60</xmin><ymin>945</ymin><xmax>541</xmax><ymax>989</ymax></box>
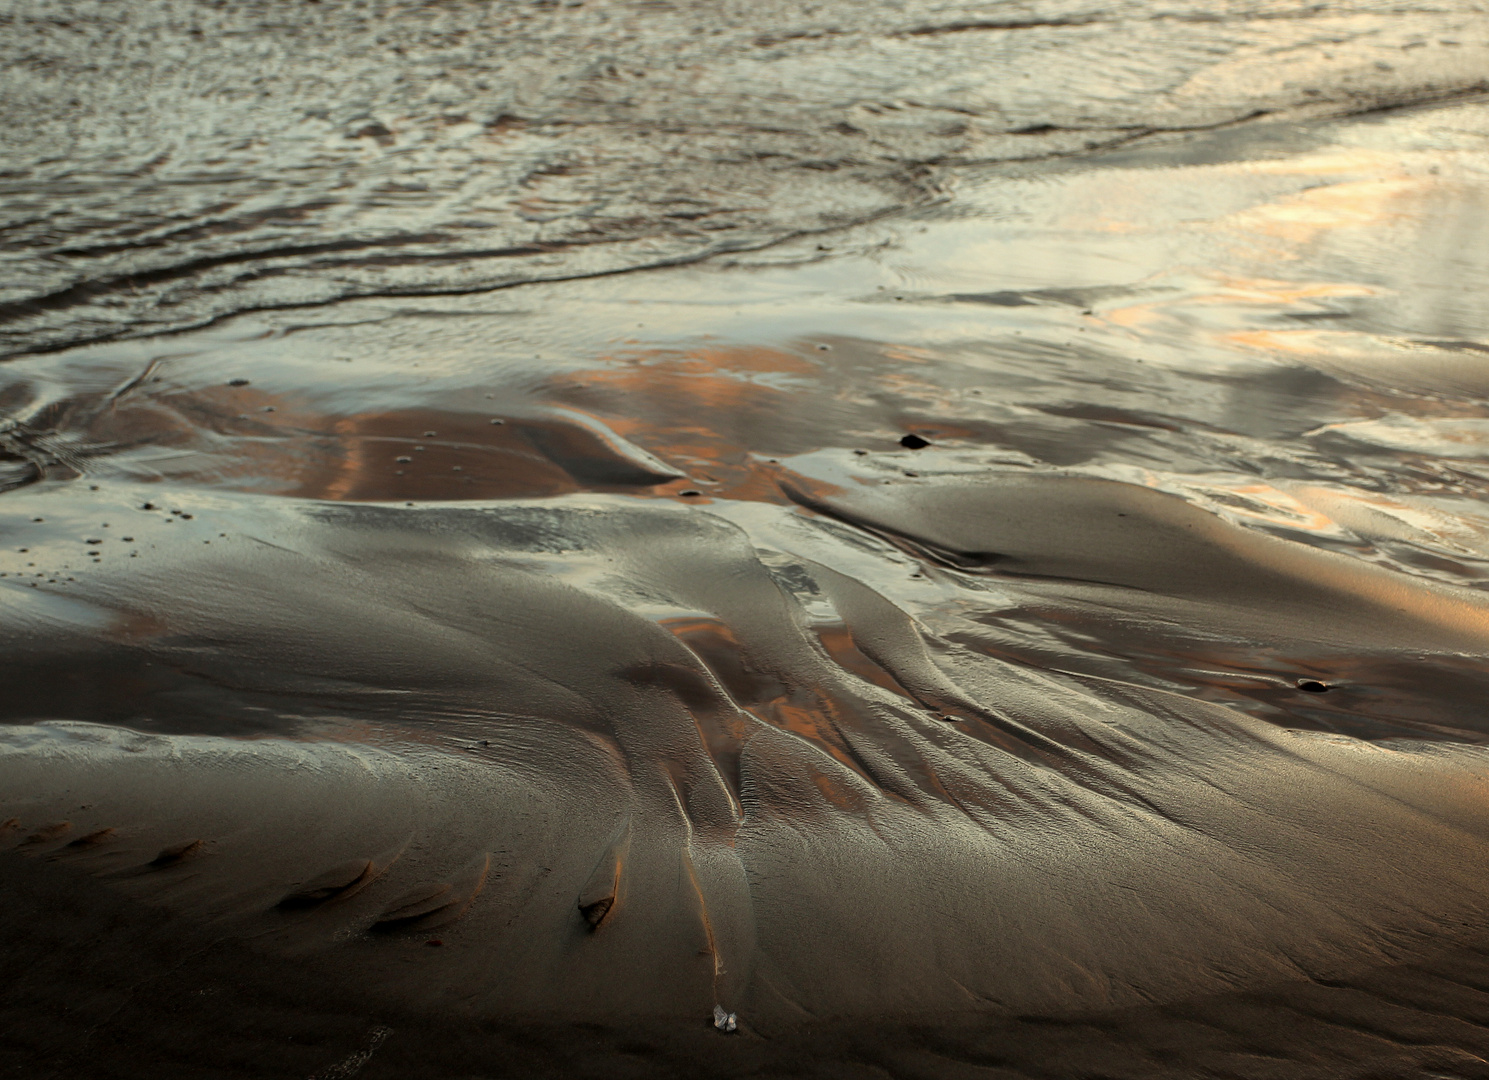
<box><xmin>5</xmin><ymin>2</ymin><xmax>1489</xmax><ymax>1076</ymax></box>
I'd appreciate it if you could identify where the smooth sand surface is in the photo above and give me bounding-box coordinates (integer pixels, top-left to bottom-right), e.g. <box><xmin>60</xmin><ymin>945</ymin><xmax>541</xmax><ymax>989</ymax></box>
<box><xmin>6</xmin><ymin>483</ymin><xmax>1489</xmax><ymax>1075</ymax></box>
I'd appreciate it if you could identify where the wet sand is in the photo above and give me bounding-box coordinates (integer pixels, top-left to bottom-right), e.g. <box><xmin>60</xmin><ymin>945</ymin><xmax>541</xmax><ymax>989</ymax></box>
<box><xmin>6</xmin><ymin>3</ymin><xmax>1489</xmax><ymax>1077</ymax></box>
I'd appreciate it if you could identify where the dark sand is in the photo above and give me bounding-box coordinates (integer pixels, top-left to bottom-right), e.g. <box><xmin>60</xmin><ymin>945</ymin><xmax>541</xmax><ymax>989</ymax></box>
<box><xmin>6</xmin><ymin>2</ymin><xmax>1489</xmax><ymax>1077</ymax></box>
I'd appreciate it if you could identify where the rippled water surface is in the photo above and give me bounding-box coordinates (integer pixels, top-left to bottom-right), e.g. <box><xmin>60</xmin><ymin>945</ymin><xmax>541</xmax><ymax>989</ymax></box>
<box><xmin>6</xmin><ymin>3</ymin><xmax>1489</xmax><ymax>1078</ymax></box>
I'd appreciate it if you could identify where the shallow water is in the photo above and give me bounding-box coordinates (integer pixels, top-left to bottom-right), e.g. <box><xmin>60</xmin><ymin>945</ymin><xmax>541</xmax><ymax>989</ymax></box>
<box><xmin>6</xmin><ymin>3</ymin><xmax>1489</xmax><ymax>1078</ymax></box>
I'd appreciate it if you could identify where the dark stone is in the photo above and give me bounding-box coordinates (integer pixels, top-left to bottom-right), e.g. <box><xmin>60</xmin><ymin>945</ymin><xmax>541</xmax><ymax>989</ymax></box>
<box><xmin>580</xmin><ymin>896</ymin><xmax>614</xmax><ymax>928</ymax></box>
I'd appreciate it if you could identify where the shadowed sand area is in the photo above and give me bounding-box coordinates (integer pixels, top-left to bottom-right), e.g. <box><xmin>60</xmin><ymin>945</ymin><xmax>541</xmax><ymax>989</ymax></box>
<box><xmin>8</xmin><ymin>483</ymin><xmax>1489</xmax><ymax>1076</ymax></box>
<box><xmin>7</xmin><ymin>2</ymin><xmax>1489</xmax><ymax>1077</ymax></box>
